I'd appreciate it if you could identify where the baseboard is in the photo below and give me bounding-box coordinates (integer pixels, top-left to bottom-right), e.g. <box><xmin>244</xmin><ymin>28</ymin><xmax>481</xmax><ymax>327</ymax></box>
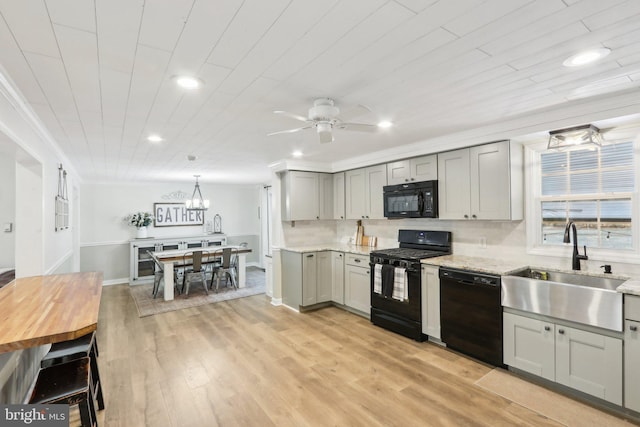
<box><xmin>270</xmin><ymin>297</ymin><xmax>282</xmax><ymax>306</ymax></box>
<box><xmin>103</xmin><ymin>277</ymin><xmax>129</xmax><ymax>286</ymax></box>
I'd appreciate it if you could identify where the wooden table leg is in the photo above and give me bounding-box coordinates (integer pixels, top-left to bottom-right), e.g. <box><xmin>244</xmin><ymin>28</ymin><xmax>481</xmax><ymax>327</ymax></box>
<box><xmin>162</xmin><ymin>261</ymin><xmax>175</xmax><ymax>301</ymax></box>
<box><xmin>237</xmin><ymin>254</ymin><xmax>247</xmax><ymax>288</ymax></box>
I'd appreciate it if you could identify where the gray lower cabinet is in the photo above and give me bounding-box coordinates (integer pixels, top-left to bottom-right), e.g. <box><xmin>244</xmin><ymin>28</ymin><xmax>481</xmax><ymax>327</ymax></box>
<box><xmin>344</xmin><ymin>254</ymin><xmax>370</xmax><ymax>314</ymax></box>
<box><xmin>625</xmin><ymin>295</ymin><xmax>640</xmax><ymax>412</ymax></box>
<box><xmin>331</xmin><ymin>251</ymin><xmax>345</xmax><ymax>304</ymax></box>
<box><xmin>421</xmin><ymin>264</ymin><xmax>441</xmax><ymax>339</ymax></box>
<box><xmin>282</xmin><ymin>250</ymin><xmax>332</xmax><ymax>309</ymax></box>
<box><xmin>504</xmin><ymin>311</ymin><xmax>622</xmax><ymax>405</ymax></box>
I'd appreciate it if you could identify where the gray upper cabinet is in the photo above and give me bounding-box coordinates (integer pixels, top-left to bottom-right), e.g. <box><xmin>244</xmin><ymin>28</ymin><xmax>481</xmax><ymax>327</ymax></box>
<box><xmin>387</xmin><ymin>154</ymin><xmax>437</xmax><ymax>185</ymax></box>
<box><xmin>438</xmin><ymin>140</ymin><xmax>523</xmax><ymax>220</ymax></box>
<box><xmin>281</xmin><ymin>171</ymin><xmax>333</xmax><ymax>221</ymax></box>
<box><xmin>345</xmin><ymin>164</ymin><xmax>387</xmax><ymax>220</ymax></box>
<box><xmin>333</xmin><ymin>172</ymin><xmax>345</xmax><ymax>220</ymax></box>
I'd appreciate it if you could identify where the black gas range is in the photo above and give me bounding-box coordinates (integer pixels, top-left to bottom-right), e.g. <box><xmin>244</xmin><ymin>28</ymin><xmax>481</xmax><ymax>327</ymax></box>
<box><xmin>370</xmin><ymin>230</ymin><xmax>451</xmax><ymax>341</ymax></box>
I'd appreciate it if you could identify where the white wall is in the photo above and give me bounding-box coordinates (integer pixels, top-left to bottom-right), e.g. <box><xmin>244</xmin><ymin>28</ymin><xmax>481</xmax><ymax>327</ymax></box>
<box><xmin>0</xmin><ymin>155</ymin><xmax>14</xmax><ymax>267</ymax></box>
<box><xmin>79</xmin><ymin>181</ymin><xmax>262</xmax><ymax>282</ymax></box>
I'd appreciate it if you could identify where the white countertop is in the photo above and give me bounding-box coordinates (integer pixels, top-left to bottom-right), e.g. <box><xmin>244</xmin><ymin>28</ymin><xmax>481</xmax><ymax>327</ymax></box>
<box><xmin>280</xmin><ymin>243</ymin><xmax>373</xmax><ymax>256</ymax></box>
<box><xmin>421</xmin><ymin>255</ymin><xmax>526</xmax><ymax>276</ymax></box>
<box><xmin>617</xmin><ymin>280</ymin><xmax>640</xmax><ymax>296</ymax></box>
<box><xmin>421</xmin><ymin>254</ymin><xmax>635</xmax><ymax>294</ymax></box>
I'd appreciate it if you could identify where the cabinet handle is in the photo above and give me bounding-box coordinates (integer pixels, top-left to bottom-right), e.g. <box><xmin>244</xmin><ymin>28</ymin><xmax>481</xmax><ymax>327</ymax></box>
<box><xmin>464</xmin><ymin>214</ymin><xmax>469</xmax><ymax>219</ymax></box>
<box><xmin>306</xmin><ymin>254</ymin><xmax>314</xmax><ymax>258</ymax></box>
<box><xmin>341</xmin><ymin>216</ymin><xmax>344</xmax><ymax>219</ymax></box>
<box><xmin>339</xmin><ymin>254</ymin><xmax>342</xmax><ymax>257</ymax></box>
<box><xmin>471</xmin><ymin>214</ymin><xmax>477</xmax><ymax>219</ymax></box>
<box><xmin>631</xmin><ymin>325</ymin><xmax>638</xmax><ymax>332</ymax></box>
<box><xmin>405</xmin><ymin>179</ymin><xmax>409</xmax><ymax>182</ymax></box>
<box><xmin>354</xmin><ymin>259</ymin><xmax>361</xmax><ymax>263</ymax></box>
<box><xmin>366</xmin><ymin>216</ymin><xmax>369</xmax><ymax>218</ymax></box>
<box><xmin>362</xmin><ymin>216</ymin><xmax>365</xmax><ymax>219</ymax></box>
<box><xmin>558</xmin><ymin>329</ymin><xmax>565</xmax><ymax>335</ymax></box>
<box><xmin>544</xmin><ymin>326</ymin><xmax>550</xmax><ymax>331</ymax></box>
<box><xmin>411</xmin><ymin>178</ymin><xmax>415</xmax><ymax>181</ymax></box>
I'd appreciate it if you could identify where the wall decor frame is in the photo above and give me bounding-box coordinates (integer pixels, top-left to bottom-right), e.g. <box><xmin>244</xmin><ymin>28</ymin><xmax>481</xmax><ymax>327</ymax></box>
<box><xmin>154</xmin><ymin>203</ymin><xmax>204</xmax><ymax>227</ymax></box>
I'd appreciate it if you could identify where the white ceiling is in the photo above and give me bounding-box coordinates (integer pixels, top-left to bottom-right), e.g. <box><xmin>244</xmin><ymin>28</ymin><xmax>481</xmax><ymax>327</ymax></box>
<box><xmin>0</xmin><ymin>0</ymin><xmax>639</xmax><ymax>184</ymax></box>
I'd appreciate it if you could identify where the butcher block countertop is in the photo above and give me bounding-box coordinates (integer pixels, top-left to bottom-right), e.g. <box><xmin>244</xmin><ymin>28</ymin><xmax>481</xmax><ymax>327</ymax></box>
<box><xmin>0</xmin><ymin>271</ymin><xmax>103</xmax><ymax>353</ymax></box>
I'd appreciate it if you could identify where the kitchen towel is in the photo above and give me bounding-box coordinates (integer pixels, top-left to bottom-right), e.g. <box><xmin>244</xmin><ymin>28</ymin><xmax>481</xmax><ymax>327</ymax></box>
<box><xmin>392</xmin><ymin>267</ymin><xmax>407</xmax><ymax>301</ymax></box>
<box><xmin>381</xmin><ymin>264</ymin><xmax>395</xmax><ymax>298</ymax></box>
<box><xmin>373</xmin><ymin>264</ymin><xmax>382</xmax><ymax>294</ymax></box>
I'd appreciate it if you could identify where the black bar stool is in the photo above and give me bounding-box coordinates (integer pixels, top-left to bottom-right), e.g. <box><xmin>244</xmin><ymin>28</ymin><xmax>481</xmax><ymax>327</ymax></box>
<box><xmin>41</xmin><ymin>331</ymin><xmax>104</xmax><ymax>410</ymax></box>
<box><xmin>29</xmin><ymin>357</ymin><xmax>97</xmax><ymax>427</ymax></box>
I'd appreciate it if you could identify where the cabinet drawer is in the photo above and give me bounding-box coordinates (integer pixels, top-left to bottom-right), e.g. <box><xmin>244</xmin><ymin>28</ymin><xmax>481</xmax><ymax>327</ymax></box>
<box><xmin>626</xmin><ymin>295</ymin><xmax>640</xmax><ymax>321</ymax></box>
<box><xmin>345</xmin><ymin>254</ymin><xmax>369</xmax><ymax>267</ymax></box>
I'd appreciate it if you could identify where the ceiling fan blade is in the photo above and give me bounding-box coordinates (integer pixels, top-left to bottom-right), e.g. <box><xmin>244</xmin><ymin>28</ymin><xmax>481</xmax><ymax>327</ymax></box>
<box><xmin>338</xmin><ymin>104</ymin><xmax>372</xmax><ymax>122</ymax></box>
<box><xmin>267</xmin><ymin>125</ymin><xmax>313</xmax><ymax>136</ymax></box>
<box><xmin>273</xmin><ymin>110</ymin><xmax>309</xmax><ymax>122</ymax></box>
<box><xmin>337</xmin><ymin>122</ymin><xmax>378</xmax><ymax>132</ymax></box>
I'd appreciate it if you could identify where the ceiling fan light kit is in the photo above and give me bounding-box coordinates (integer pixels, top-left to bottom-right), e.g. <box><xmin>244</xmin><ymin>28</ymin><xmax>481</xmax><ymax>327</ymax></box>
<box><xmin>268</xmin><ymin>97</ymin><xmax>379</xmax><ymax>143</ymax></box>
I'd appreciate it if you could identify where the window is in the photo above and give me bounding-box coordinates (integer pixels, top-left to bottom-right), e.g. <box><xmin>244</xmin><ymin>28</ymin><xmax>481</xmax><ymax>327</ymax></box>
<box><xmin>536</xmin><ymin>141</ymin><xmax>635</xmax><ymax>251</ymax></box>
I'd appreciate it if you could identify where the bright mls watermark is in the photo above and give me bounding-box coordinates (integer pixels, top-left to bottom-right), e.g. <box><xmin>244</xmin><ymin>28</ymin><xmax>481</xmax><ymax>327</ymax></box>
<box><xmin>0</xmin><ymin>405</ymin><xmax>67</xmax><ymax>426</ymax></box>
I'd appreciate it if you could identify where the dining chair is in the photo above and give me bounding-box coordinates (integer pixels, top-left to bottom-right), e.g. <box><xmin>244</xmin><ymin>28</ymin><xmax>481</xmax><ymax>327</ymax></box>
<box><xmin>148</xmin><ymin>251</ymin><xmax>179</xmax><ymax>298</ymax></box>
<box><xmin>211</xmin><ymin>247</ymin><xmax>238</xmax><ymax>292</ymax></box>
<box><xmin>182</xmin><ymin>250</ymin><xmax>208</xmax><ymax>296</ymax></box>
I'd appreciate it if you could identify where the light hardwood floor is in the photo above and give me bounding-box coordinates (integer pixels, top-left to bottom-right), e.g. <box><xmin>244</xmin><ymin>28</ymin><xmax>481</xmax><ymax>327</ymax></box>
<box><xmin>96</xmin><ymin>284</ymin><xmax>624</xmax><ymax>427</ymax></box>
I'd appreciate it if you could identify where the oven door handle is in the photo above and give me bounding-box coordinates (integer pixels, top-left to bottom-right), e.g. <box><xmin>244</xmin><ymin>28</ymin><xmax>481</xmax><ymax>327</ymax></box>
<box><xmin>417</xmin><ymin>191</ymin><xmax>424</xmax><ymax>215</ymax></box>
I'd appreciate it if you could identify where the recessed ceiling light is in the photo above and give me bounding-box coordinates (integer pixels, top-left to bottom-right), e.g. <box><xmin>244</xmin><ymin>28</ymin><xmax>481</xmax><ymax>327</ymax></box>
<box><xmin>377</xmin><ymin>120</ymin><xmax>393</xmax><ymax>129</ymax></box>
<box><xmin>174</xmin><ymin>75</ymin><xmax>202</xmax><ymax>89</ymax></box>
<box><xmin>147</xmin><ymin>134</ymin><xmax>163</xmax><ymax>143</ymax></box>
<box><xmin>292</xmin><ymin>150</ymin><xmax>303</xmax><ymax>158</ymax></box>
<box><xmin>563</xmin><ymin>48</ymin><xmax>611</xmax><ymax>67</ymax></box>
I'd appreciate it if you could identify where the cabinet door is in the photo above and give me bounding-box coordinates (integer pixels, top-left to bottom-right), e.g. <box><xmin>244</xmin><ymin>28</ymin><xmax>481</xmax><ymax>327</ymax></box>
<box><xmin>470</xmin><ymin>141</ymin><xmax>511</xmax><ymax>220</ymax></box>
<box><xmin>421</xmin><ymin>265</ymin><xmax>441</xmax><ymax>339</ymax></box>
<box><xmin>333</xmin><ymin>172</ymin><xmax>345</xmax><ymax>220</ymax></box>
<box><xmin>386</xmin><ymin>160</ymin><xmax>411</xmax><ymax>185</ymax></box>
<box><xmin>410</xmin><ymin>155</ymin><xmax>438</xmax><ymax>182</ymax></box>
<box><xmin>345</xmin><ymin>169</ymin><xmax>366</xmax><ymax>219</ymax></box>
<box><xmin>318</xmin><ymin>173</ymin><xmax>334</xmax><ymax>220</ymax></box>
<box><xmin>331</xmin><ymin>252</ymin><xmax>345</xmax><ymax>304</ymax></box>
<box><xmin>503</xmin><ymin>313</ymin><xmax>555</xmax><ymax>381</ymax></box>
<box><xmin>316</xmin><ymin>251</ymin><xmax>332</xmax><ymax>303</ymax></box>
<box><xmin>281</xmin><ymin>251</ymin><xmax>302</xmax><ymax>309</ymax></box>
<box><xmin>437</xmin><ymin>149</ymin><xmax>471</xmax><ymax>219</ymax></box>
<box><xmin>302</xmin><ymin>253</ymin><xmax>317</xmax><ymax>306</ymax></box>
<box><xmin>365</xmin><ymin>164</ymin><xmax>387</xmax><ymax>219</ymax></box>
<box><xmin>555</xmin><ymin>325</ymin><xmax>622</xmax><ymax>405</ymax></box>
<box><xmin>283</xmin><ymin>171</ymin><xmax>319</xmax><ymax>221</ymax></box>
<box><xmin>133</xmin><ymin>244</ymin><xmax>156</xmax><ymax>281</ymax></box>
<box><xmin>625</xmin><ymin>319</ymin><xmax>640</xmax><ymax>412</ymax></box>
<box><xmin>344</xmin><ymin>265</ymin><xmax>370</xmax><ymax>314</ymax></box>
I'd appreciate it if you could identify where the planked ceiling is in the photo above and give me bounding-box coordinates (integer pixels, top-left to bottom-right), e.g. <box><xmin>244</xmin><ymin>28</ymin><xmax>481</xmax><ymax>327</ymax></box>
<box><xmin>0</xmin><ymin>0</ymin><xmax>639</xmax><ymax>184</ymax></box>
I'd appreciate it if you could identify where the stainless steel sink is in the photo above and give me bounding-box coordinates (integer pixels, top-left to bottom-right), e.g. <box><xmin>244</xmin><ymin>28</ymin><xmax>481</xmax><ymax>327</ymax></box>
<box><xmin>508</xmin><ymin>268</ymin><xmax>626</xmax><ymax>290</ymax></box>
<box><xmin>502</xmin><ymin>268</ymin><xmax>626</xmax><ymax>332</ymax></box>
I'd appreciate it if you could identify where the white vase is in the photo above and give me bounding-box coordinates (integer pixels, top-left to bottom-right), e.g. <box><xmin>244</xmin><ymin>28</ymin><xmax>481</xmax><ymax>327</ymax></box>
<box><xmin>136</xmin><ymin>226</ymin><xmax>148</xmax><ymax>239</ymax></box>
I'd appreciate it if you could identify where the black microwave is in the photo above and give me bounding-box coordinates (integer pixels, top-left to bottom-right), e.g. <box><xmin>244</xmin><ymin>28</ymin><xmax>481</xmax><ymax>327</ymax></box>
<box><xmin>383</xmin><ymin>180</ymin><xmax>438</xmax><ymax>218</ymax></box>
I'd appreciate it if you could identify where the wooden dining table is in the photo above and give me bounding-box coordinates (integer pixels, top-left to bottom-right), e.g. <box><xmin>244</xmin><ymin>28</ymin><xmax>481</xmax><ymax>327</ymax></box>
<box><xmin>0</xmin><ymin>271</ymin><xmax>103</xmax><ymax>354</ymax></box>
<box><xmin>152</xmin><ymin>245</ymin><xmax>252</xmax><ymax>301</ymax></box>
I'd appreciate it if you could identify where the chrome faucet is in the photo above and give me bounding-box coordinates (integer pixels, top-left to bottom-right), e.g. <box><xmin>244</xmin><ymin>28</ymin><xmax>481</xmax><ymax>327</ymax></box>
<box><xmin>563</xmin><ymin>221</ymin><xmax>588</xmax><ymax>270</ymax></box>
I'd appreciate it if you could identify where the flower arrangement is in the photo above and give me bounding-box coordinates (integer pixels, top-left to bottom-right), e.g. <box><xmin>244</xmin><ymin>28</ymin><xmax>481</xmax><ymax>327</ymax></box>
<box><xmin>126</xmin><ymin>212</ymin><xmax>154</xmax><ymax>228</ymax></box>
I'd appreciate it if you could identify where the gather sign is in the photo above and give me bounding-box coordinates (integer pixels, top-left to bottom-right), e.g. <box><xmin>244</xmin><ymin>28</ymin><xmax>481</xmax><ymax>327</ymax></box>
<box><xmin>154</xmin><ymin>203</ymin><xmax>204</xmax><ymax>227</ymax></box>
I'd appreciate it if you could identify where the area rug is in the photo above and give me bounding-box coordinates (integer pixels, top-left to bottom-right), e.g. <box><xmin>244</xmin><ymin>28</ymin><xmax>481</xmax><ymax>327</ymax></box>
<box><xmin>130</xmin><ymin>267</ymin><xmax>266</xmax><ymax>317</ymax></box>
<box><xmin>475</xmin><ymin>368</ymin><xmax>632</xmax><ymax>426</ymax></box>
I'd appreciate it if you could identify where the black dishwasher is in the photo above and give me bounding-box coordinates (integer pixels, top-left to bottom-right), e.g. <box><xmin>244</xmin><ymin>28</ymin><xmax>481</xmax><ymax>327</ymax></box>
<box><xmin>439</xmin><ymin>267</ymin><xmax>503</xmax><ymax>367</ymax></box>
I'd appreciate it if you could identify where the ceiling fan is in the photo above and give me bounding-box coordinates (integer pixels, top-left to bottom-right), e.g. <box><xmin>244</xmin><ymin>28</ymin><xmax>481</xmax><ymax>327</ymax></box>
<box><xmin>267</xmin><ymin>98</ymin><xmax>378</xmax><ymax>143</ymax></box>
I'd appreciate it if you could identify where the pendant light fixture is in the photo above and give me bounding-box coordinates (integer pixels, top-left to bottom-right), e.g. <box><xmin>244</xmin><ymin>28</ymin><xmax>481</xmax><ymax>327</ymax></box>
<box><xmin>185</xmin><ymin>175</ymin><xmax>209</xmax><ymax>210</ymax></box>
<box><xmin>547</xmin><ymin>124</ymin><xmax>603</xmax><ymax>151</ymax></box>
